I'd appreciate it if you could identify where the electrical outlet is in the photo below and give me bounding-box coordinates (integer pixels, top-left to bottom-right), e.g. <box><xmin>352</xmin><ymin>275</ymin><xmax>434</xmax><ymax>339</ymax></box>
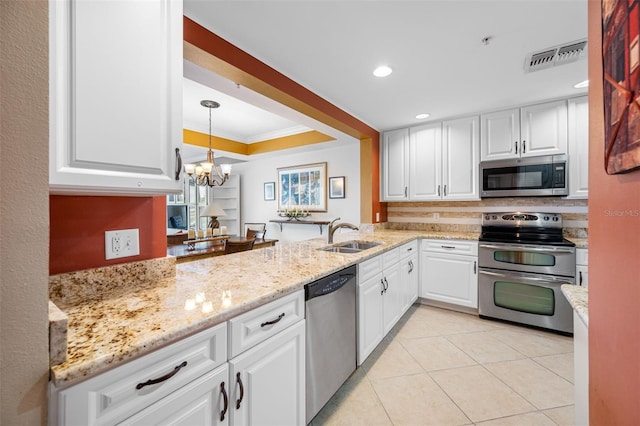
<box><xmin>105</xmin><ymin>229</ymin><xmax>140</xmax><ymax>260</ymax></box>
<box><xmin>376</xmin><ymin>212</ymin><xmax>380</xmax><ymax>222</ymax></box>
<box><xmin>433</xmin><ymin>212</ymin><xmax>440</xmax><ymax>221</ymax></box>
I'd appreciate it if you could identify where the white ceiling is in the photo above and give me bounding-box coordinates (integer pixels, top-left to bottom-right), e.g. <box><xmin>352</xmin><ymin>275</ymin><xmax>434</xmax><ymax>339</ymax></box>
<box><xmin>182</xmin><ymin>0</ymin><xmax>588</xmax><ymax>162</ymax></box>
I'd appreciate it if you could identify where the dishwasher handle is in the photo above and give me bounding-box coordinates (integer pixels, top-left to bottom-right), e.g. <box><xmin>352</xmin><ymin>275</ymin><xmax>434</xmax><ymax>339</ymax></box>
<box><xmin>305</xmin><ymin>265</ymin><xmax>357</xmax><ymax>301</ymax></box>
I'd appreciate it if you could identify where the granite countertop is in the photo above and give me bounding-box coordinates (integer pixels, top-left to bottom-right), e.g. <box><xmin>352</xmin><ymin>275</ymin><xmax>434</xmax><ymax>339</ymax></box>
<box><xmin>561</xmin><ymin>284</ymin><xmax>588</xmax><ymax>326</ymax></box>
<box><xmin>49</xmin><ymin>229</ymin><xmax>479</xmax><ymax>387</ymax></box>
<box><xmin>566</xmin><ymin>237</ymin><xmax>588</xmax><ymax>249</ymax></box>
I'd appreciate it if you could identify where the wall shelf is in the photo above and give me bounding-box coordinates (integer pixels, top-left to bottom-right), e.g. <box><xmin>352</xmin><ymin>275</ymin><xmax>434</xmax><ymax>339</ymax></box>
<box><xmin>269</xmin><ymin>219</ymin><xmax>330</xmax><ymax>234</ymax></box>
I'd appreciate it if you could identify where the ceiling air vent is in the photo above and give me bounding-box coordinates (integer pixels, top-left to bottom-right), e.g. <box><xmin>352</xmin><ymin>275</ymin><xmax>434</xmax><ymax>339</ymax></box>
<box><xmin>524</xmin><ymin>39</ymin><xmax>587</xmax><ymax>73</ymax></box>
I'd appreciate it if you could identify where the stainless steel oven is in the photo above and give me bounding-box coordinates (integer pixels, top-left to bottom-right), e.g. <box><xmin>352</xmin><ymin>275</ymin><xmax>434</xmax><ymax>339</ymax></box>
<box><xmin>477</xmin><ymin>213</ymin><xmax>576</xmax><ymax>334</ymax></box>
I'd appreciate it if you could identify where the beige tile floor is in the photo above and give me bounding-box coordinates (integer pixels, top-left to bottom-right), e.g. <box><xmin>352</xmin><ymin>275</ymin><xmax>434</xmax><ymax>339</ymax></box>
<box><xmin>311</xmin><ymin>304</ymin><xmax>575</xmax><ymax>426</ymax></box>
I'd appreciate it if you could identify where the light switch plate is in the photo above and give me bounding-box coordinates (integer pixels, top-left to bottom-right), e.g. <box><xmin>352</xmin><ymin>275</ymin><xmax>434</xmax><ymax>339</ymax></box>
<box><xmin>105</xmin><ymin>229</ymin><xmax>140</xmax><ymax>260</ymax></box>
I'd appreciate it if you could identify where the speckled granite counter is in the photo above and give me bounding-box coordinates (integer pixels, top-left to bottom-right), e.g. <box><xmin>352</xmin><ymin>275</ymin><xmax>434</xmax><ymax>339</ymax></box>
<box><xmin>566</xmin><ymin>237</ymin><xmax>588</xmax><ymax>248</ymax></box>
<box><xmin>562</xmin><ymin>284</ymin><xmax>588</xmax><ymax>326</ymax></box>
<box><xmin>49</xmin><ymin>230</ymin><xmax>479</xmax><ymax>388</ymax></box>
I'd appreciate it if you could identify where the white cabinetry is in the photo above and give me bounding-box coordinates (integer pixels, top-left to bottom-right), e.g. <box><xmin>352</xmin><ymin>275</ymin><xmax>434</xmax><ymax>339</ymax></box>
<box><xmin>420</xmin><ymin>240</ymin><xmax>478</xmax><ymax>310</ymax></box>
<box><xmin>50</xmin><ymin>323</ymin><xmax>228</xmax><ymax>425</ymax></box>
<box><xmin>357</xmin><ymin>247</ymin><xmax>406</xmax><ymax>364</ymax></box>
<box><xmin>576</xmin><ymin>248</ymin><xmax>589</xmax><ymax>288</ymax></box>
<box><xmin>481</xmin><ymin>99</ymin><xmax>568</xmax><ymax>161</ymax></box>
<box><xmin>49</xmin><ymin>0</ymin><xmax>183</xmax><ymax>195</ymax></box>
<box><xmin>574</xmin><ymin>310</ymin><xmax>589</xmax><ymax>426</ymax></box>
<box><xmin>568</xmin><ymin>96</ymin><xmax>589</xmax><ymax>198</ymax></box>
<box><xmin>381</xmin><ymin>117</ymin><xmax>479</xmax><ymax>201</ymax></box>
<box><xmin>398</xmin><ymin>240</ymin><xmax>419</xmax><ymax>313</ymax></box>
<box><xmin>50</xmin><ymin>291</ymin><xmax>305</xmax><ymax>426</ymax></box>
<box><xmin>381</xmin><ymin>129</ymin><xmax>410</xmax><ymax>201</ymax></box>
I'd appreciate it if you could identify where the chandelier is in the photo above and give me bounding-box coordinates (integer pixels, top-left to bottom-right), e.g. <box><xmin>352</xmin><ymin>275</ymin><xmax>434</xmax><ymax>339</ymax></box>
<box><xmin>184</xmin><ymin>100</ymin><xmax>232</xmax><ymax>187</ymax></box>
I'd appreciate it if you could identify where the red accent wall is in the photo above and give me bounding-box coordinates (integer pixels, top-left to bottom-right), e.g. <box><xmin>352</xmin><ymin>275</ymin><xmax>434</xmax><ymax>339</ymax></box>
<box><xmin>589</xmin><ymin>2</ymin><xmax>640</xmax><ymax>423</ymax></box>
<box><xmin>49</xmin><ymin>196</ymin><xmax>167</xmax><ymax>275</ymax></box>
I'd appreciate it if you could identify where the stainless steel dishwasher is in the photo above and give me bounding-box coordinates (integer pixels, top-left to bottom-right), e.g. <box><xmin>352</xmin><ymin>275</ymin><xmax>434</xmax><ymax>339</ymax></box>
<box><xmin>305</xmin><ymin>265</ymin><xmax>357</xmax><ymax>424</ymax></box>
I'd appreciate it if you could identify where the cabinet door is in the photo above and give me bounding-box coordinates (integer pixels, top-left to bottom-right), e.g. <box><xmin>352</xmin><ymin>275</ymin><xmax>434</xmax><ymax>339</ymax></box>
<box><xmin>568</xmin><ymin>96</ymin><xmax>589</xmax><ymax>198</ymax></box>
<box><xmin>357</xmin><ymin>274</ymin><xmax>385</xmax><ymax>365</ymax></box>
<box><xmin>119</xmin><ymin>365</ymin><xmax>229</xmax><ymax>426</ymax></box>
<box><xmin>421</xmin><ymin>252</ymin><xmax>478</xmax><ymax>309</ymax></box>
<box><xmin>381</xmin><ymin>129</ymin><xmax>410</xmax><ymax>201</ymax></box>
<box><xmin>382</xmin><ymin>262</ymin><xmax>402</xmax><ymax>335</ymax></box>
<box><xmin>50</xmin><ymin>0</ymin><xmax>183</xmax><ymax>195</ymax></box>
<box><xmin>409</xmin><ymin>123</ymin><xmax>442</xmax><ymax>200</ymax></box>
<box><xmin>400</xmin><ymin>253</ymin><xmax>419</xmax><ymax>312</ymax></box>
<box><xmin>480</xmin><ymin>108</ymin><xmax>520</xmax><ymax>161</ymax></box>
<box><xmin>520</xmin><ymin>100</ymin><xmax>568</xmax><ymax>158</ymax></box>
<box><xmin>576</xmin><ymin>265</ymin><xmax>589</xmax><ymax>288</ymax></box>
<box><xmin>229</xmin><ymin>320</ymin><xmax>305</xmax><ymax>426</ymax></box>
<box><xmin>442</xmin><ymin>116</ymin><xmax>480</xmax><ymax>200</ymax></box>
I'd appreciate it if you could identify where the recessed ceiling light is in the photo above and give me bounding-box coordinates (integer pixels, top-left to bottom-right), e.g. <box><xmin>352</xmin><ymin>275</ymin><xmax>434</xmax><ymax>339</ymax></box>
<box><xmin>574</xmin><ymin>80</ymin><xmax>589</xmax><ymax>89</ymax></box>
<box><xmin>373</xmin><ymin>65</ymin><xmax>393</xmax><ymax>78</ymax></box>
<box><xmin>416</xmin><ymin>113</ymin><xmax>430</xmax><ymax>119</ymax></box>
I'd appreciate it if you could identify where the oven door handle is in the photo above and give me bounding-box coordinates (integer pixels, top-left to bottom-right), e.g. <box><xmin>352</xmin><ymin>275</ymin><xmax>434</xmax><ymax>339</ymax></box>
<box><xmin>479</xmin><ymin>244</ymin><xmax>575</xmax><ymax>254</ymax></box>
<box><xmin>478</xmin><ymin>269</ymin><xmax>575</xmax><ymax>284</ymax></box>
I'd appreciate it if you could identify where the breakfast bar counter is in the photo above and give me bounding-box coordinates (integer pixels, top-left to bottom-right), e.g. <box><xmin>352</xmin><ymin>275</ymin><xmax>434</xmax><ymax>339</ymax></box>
<box><xmin>48</xmin><ymin>229</ymin><xmax>479</xmax><ymax>387</ymax></box>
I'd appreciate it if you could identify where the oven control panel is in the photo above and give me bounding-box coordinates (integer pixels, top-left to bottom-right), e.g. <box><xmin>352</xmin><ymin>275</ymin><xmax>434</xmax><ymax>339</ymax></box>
<box><xmin>482</xmin><ymin>212</ymin><xmax>563</xmax><ymax>228</ymax></box>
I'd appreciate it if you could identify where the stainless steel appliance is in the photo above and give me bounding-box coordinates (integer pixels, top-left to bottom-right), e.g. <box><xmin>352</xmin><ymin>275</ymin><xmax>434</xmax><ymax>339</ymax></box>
<box><xmin>478</xmin><ymin>212</ymin><xmax>576</xmax><ymax>334</ymax></box>
<box><xmin>305</xmin><ymin>265</ymin><xmax>356</xmax><ymax>424</ymax></box>
<box><xmin>480</xmin><ymin>154</ymin><xmax>568</xmax><ymax>198</ymax></box>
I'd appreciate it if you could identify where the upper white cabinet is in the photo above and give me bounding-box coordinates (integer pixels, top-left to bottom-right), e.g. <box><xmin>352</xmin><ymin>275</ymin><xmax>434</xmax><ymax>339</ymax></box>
<box><xmin>381</xmin><ymin>128</ymin><xmax>410</xmax><ymax>201</ymax></box>
<box><xmin>481</xmin><ymin>99</ymin><xmax>568</xmax><ymax>161</ymax></box>
<box><xmin>567</xmin><ymin>96</ymin><xmax>589</xmax><ymax>198</ymax></box>
<box><xmin>381</xmin><ymin>116</ymin><xmax>479</xmax><ymax>201</ymax></box>
<box><xmin>441</xmin><ymin>116</ymin><xmax>480</xmax><ymax>200</ymax></box>
<box><xmin>49</xmin><ymin>0</ymin><xmax>184</xmax><ymax>195</ymax></box>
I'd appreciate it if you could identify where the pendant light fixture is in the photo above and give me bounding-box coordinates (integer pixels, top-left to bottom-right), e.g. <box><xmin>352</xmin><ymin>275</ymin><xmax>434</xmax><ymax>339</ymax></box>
<box><xmin>184</xmin><ymin>100</ymin><xmax>232</xmax><ymax>187</ymax></box>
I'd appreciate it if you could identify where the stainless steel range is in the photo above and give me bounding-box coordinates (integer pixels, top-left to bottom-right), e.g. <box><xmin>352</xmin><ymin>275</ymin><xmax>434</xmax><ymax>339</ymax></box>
<box><xmin>478</xmin><ymin>212</ymin><xmax>576</xmax><ymax>334</ymax></box>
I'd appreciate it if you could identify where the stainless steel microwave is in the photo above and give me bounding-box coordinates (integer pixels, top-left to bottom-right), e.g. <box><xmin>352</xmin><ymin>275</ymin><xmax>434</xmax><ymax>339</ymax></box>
<box><xmin>480</xmin><ymin>154</ymin><xmax>568</xmax><ymax>198</ymax></box>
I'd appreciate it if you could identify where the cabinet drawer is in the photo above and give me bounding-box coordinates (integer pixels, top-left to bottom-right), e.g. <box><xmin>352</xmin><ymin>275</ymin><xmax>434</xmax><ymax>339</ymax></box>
<box><xmin>359</xmin><ymin>254</ymin><xmax>382</xmax><ymax>283</ymax></box>
<box><xmin>576</xmin><ymin>248</ymin><xmax>588</xmax><ymax>266</ymax></box>
<box><xmin>398</xmin><ymin>240</ymin><xmax>419</xmax><ymax>259</ymax></box>
<box><xmin>422</xmin><ymin>239</ymin><xmax>478</xmax><ymax>256</ymax></box>
<box><xmin>54</xmin><ymin>323</ymin><xmax>227</xmax><ymax>426</ymax></box>
<box><xmin>228</xmin><ymin>290</ymin><xmax>304</xmax><ymax>358</ymax></box>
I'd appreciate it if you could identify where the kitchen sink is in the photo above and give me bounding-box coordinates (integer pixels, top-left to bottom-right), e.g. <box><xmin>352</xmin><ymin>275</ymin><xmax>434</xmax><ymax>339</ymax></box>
<box><xmin>333</xmin><ymin>240</ymin><xmax>383</xmax><ymax>250</ymax></box>
<box><xmin>318</xmin><ymin>240</ymin><xmax>383</xmax><ymax>254</ymax></box>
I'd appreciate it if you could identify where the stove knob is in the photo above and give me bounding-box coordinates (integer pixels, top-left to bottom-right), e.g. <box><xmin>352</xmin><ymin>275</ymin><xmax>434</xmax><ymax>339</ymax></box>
<box><xmin>492</xmin><ymin>215</ymin><xmax>497</xmax><ymax>220</ymax></box>
<box><xmin>552</xmin><ymin>216</ymin><xmax>559</xmax><ymax>222</ymax></box>
<box><xmin>485</xmin><ymin>215</ymin><xmax>490</xmax><ymax>220</ymax></box>
<box><xmin>544</xmin><ymin>216</ymin><xmax>550</xmax><ymax>221</ymax></box>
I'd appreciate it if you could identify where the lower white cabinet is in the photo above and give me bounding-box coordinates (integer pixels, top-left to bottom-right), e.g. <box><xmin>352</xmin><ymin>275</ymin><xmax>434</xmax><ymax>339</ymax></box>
<box><xmin>399</xmin><ymin>241</ymin><xmax>419</xmax><ymax>312</ymax></box>
<box><xmin>573</xmin><ymin>311</ymin><xmax>589</xmax><ymax>425</ymax></box>
<box><xmin>420</xmin><ymin>240</ymin><xmax>478</xmax><ymax>309</ymax></box>
<box><xmin>50</xmin><ymin>291</ymin><xmax>305</xmax><ymax>426</ymax></box>
<box><xmin>357</xmin><ymin>243</ymin><xmax>417</xmax><ymax>365</ymax></box>
<box><xmin>229</xmin><ymin>320</ymin><xmax>305</xmax><ymax>426</ymax></box>
<box><xmin>120</xmin><ymin>364</ymin><xmax>229</xmax><ymax>426</ymax></box>
<box><xmin>576</xmin><ymin>248</ymin><xmax>589</xmax><ymax>288</ymax></box>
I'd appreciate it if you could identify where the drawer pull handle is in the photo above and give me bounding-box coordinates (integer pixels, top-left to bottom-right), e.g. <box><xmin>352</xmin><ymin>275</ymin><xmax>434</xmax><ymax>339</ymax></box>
<box><xmin>383</xmin><ymin>277</ymin><xmax>389</xmax><ymax>293</ymax></box>
<box><xmin>235</xmin><ymin>372</ymin><xmax>244</xmax><ymax>409</ymax></box>
<box><xmin>261</xmin><ymin>312</ymin><xmax>285</xmax><ymax>327</ymax></box>
<box><xmin>408</xmin><ymin>260</ymin><xmax>414</xmax><ymax>273</ymax></box>
<box><xmin>380</xmin><ymin>278</ymin><xmax>385</xmax><ymax>295</ymax></box>
<box><xmin>441</xmin><ymin>245</ymin><xmax>456</xmax><ymax>249</ymax></box>
<box><xmin>135</xmin><ymin>361</ymin><xmax>187</xmax><ymax>390</ymax></box>
<box><xmin>220</xmin><ymin>382</ymin><xmax>228</xmax><ymax>421</ymax></box>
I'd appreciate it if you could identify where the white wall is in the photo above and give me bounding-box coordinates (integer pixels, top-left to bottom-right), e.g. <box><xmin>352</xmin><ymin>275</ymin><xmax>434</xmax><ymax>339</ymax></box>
<box><xmin>233</xmin><ymin>143</ymin><xmax>361</xmax><ymax>242</ymax></box>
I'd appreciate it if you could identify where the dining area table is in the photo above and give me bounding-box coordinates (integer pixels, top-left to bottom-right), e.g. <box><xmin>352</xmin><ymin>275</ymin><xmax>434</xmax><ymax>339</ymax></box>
<box><xmin>167</xmin><ymin>234</ymin><xmax>278</xmax><ymax>263</ymax></box>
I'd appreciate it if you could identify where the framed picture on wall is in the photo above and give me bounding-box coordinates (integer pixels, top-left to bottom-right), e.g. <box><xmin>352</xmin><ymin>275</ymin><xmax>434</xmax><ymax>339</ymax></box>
<box><xmin>277</xmin><ymin>162</ymin><xmax>327</xmax><ymax>211</ymax></box>
<box><xmin>264</xmin><ymin>182</ymin><xmax>275</xmax><ymax>201</ymax></box>
<box><xmin>329</xmin><ymin>176</ymin><xmax>345</xmax><ymax>199</ymax></box>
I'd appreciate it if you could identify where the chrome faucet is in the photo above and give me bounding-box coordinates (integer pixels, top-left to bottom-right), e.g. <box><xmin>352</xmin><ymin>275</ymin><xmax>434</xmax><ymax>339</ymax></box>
<box><xmin>327</xmin><ymin>217</ymin><xmax>359</xmax><ymax>243</ymax></box>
